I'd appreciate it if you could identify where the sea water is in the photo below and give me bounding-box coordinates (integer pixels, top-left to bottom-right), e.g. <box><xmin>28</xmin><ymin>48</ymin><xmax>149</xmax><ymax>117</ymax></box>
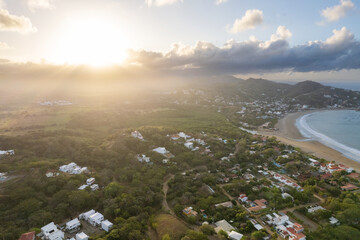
<box><xmin>296</xmin><ymin>110</ymin><xmax>360</xmax><ymax>162</ymax></box>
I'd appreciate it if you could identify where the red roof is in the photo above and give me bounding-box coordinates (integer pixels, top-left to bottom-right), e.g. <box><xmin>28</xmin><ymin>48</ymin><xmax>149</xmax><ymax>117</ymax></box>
<box><xmin>19</xmin><ymin>232</ymin><xmax>35</xmax><ymax>240</ymax></box>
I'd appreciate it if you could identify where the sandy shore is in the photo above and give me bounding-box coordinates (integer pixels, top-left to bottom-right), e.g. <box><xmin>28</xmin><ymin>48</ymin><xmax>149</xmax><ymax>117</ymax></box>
<box><xmin>258</xmin><ymin>111</ymin><xmax>360</xmax><ymax>173</ymax></box>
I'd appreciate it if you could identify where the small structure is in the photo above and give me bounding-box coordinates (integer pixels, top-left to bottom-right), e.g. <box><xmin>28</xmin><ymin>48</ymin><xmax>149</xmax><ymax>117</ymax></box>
<box><xmin>78</xmin><ymin>185</ymin><xmax>88</xmax><ymax>190</ymax></box>
<box><xmin>131</xmin><ymin>131</ymin><xmax>144</xmax><ymax>140</ymax></box>
<box><xmin>18</xmin><ymin>232</ymin><xmax>35</xmax><ymax>240</ymax></box>
<box><xmin>79</xmin><ymin>209</ymin><xmax>96</xmax><ymax>221</ymax></box>
<box><xmin>307</xmin><ymin>205</ymin><xmax>325</xmax><ymax>213</ymax></box>
<box><xmin>214</xmin><ymin>220</ymin><xmax>234</xmax><ymax>234</ymax></box>
<box><xmin>89</xmin><ymin>212</ymin><xmax>104</xmax><ymax>226</ymax></box>
<box><xmin>41</xmin><ymin>222</ymin><xmax>64</xmax><ymax>240</ymax></box>
<box><xmin>183</xmin><ymin>207</ymin><xmax>198</xmax><ymax>217</ymax></box>
<box><xmin>76</xmin><ymin>232</ymin><xmax>88</xmax><ymax>240</ymax></box>
<box><xmin>153</xmin><ymin>147</ymin><xmax>174</xmax><ymax>158</ymax></box>
<box><xmin>215</xmin><ymin>201</ymin><xmax>233</xmax><ymax>208</ymax></box>
<box><xmin>66</xmin><ymin>218</ymin><xmax>81</xmax><ymax>232</ymax></box>
<box><xmin>229</xmin><ymin>231</ymin><xmax>243</xmax><ymax>240</ymax></box>
<box><xmin>46</xmin><ymin>171</ymin><xmax>59</xmax><ymax>178</ymax></box>
<box><xmin>184</xmin><ymin>142</ymin><xmax>194</xmax><ymax>149</ymax></box>
<box><xmin>329</xmin><ymin>216</ymin><xmax>339</xmax><ymax>225</ymax></box>
<box><xmin>86</xmin><ymin>177</ymin><xmax>95</xmax><ymax>185</ymax></box>
<box><xmin>0</xmin><ymin>150</ymin><xmax>14</xmax><ymax>156</ymax></box>
<box><xmin>59</xmin><ymin>162</ymin><xmax>87</xmax><ymax>175</ymax></box>
<box><xmin>101</xmin><ymin>220</ymin><xmax>113</xmax><ymax>232</ymax></box>
<box><xmin>90</xmin><ymin>184</ymin><xmax>99</xmax><ymax>191</ymax></box>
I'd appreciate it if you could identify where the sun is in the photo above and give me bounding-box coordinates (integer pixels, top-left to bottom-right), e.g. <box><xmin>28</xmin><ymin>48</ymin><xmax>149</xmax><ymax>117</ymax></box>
<box><xmin>53</xmin><ymin>16</ymin><xmax>129</xmax><ymax>66</ymax></box>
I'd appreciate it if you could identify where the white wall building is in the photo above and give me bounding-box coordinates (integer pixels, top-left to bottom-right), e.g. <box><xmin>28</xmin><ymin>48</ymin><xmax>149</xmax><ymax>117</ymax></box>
<box><xmin>66</xmin><ymin>218</ymin><xmax>80</xmax><ymax>232</ymax></box>
<box><xmin>76</xmin><ymin>232</ymin><xmax>89</xmax><ymax>240</ymax></box>
<box><xmin>89</xmin><ymin>212</ymin><xmax>104</xmax><ymax>226</ymax></box>
<box><xmin>101</xmin><ymin>220</ymin><xmax>113</xmax><ymax>232</ymax></box>
<box><xmin>41</xmin><ymin>222</ymin><xmax>64</xmax><ymax>240</ymax></box>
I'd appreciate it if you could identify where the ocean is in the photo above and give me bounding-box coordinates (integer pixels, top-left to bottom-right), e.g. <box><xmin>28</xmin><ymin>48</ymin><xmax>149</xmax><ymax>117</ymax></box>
<box><xmin>296</xmin><ymin>110</ymin><xmax>360</xmax><ymax>162</ymax></box>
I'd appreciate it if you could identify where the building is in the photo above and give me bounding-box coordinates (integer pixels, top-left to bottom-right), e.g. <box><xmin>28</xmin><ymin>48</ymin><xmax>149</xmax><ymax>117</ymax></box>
<box><xmin>329</xmin><ymin>216</ymin><xmax>339</xmax><ymax>225</ymax></box>
<box><xmin>89</xmin><ymin>212</ymin><xmax>104</xmax><ymax>226</ymax></box>
<box><xmin>184</xmin><ymin>142</ymin><xmax>194</xmax><ymax>149</ymax></box>
<box><xmin>66</xmin><ymin>218</ymin><xmax>81</xmax><ymax>232</ymax></box>
<box><xmin>341</xmin><ymin>183</ymin><xmax>359</xmax><ymax>191</ymax></box>
<box><xmin>248</xmin><ymin>199</ymin><xmax>267</xmax><ymax>212</ymax></box>
<box><xmin>214</xmin><ymin>220</ymin><xmax>234</xmax><ymax>234</ymax></box>
<box><xmin>76</xmin><ymin>232</ymin><xmax>89</xmax><ymax>240</ymax></box>
<box><xmin>79</xmin><ymin>209</ymin><xmax>96</xmax><ymax>221</ymax></box>
<box><xmin>59</xmin><ymin>162</ymin><xmax>87</xmax><ymax>175</ymax></box>
<box><xmin>101</xmin><ymin>220</ymin><xmax>113</xmax><ymax>232</ymax></box>
<box><xmin>183</xmin><ymin>207</ymin><xmax>198</xmax><ymax>217</ymax></box>
<box><xmin>18</xmin><ymin>232</ymin><xmax>35</xmax><ymax>240</ymax></box>
<box><xmin>90</xmin><ymin>184</ymin><xmax>99</xmax><ymax>191</ymax></box>
<box><xmin>41</xmin><ymin>222</ymin><xmax>64</xmax><ymax>240</ymax></box>
<box><xmin>229</xmin><ymin>231</ymin><xmax>244</xmax><ymax>240</ymax></box>
<box><xmin>307</xmin><ymin>205</ymin><xmax>325</xmax><ymax>213</ymax></box>
<box><xmin>215</xmin><ymin>201</ymin><xmax>233</xmax><ymax>208</ymax></box>
<box><xmin>86</xmin><ymin>177</ymin><xmax>95</xmax><ymax>185</ymax></box>
<box><xmin>78</xmin><ymin>185</ymin><xmax>88</xmax><ymax>190</ymax></box>
<box><xmin>238</xmin><ymin>193</ymin><xmax>248</xmax><ymax>202</ymax></box>
<box><xmin>46</xmin><ymin>171</ymin><xmax>59</xmax><ymax>178</ymax></box>
<box><xmin>131</xmin><ymin>131</ymin><xmax>144</xmax><ymax>140</ymax></box>
<box><xmin>0</xmin><ymin>150</ymin><xmax>15</xmax><ymax>156</ymax></box>
<box><xmin>137</xmin><ymin>154</ymin><xmax>150</xmax><ymax>163</ymax></box>
<box><xmin>153</xmin><ymin>147</ymin><xmax>174</xmax><ymax>158</ymax></box>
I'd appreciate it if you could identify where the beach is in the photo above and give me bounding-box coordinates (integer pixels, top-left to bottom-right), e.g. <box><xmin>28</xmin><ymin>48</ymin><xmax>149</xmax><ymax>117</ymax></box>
<box><xmin>258</xmin><ymin>111</ymin><xmax>360</xmax><ymax>173</ymax></box>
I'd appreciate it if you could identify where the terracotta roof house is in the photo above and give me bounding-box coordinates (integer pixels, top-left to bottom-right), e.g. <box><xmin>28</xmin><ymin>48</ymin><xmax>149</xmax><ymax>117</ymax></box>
<box><xmin>341</xmin><ymin>183</ymin><xmax>359</xmax><ymax>191</ymax></box>
<box><xmin>18</xmin><ymin>232</ymin><xmax>35</xmax><ymax>240</ymax></box>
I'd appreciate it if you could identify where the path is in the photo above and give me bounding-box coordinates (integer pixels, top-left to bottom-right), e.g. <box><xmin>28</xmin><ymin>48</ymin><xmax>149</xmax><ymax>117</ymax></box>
<box><xmin>162</xmin><ymin>174</ymin><xmax>175</xmax><ymax>215</ymax></box>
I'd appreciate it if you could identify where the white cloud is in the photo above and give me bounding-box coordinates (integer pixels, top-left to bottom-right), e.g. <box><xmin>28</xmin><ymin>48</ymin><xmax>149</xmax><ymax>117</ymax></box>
<box><xmin>326</xmin><ymin>26</ymin><xmax>353</xmax><ymax>45</ymax></box>
<box><xmin>0</xmin><ymin>8</ymin><xmax>37</xmax><ymax>33</ymax></box>
<box><xmin>126</xmin><ymin>27</ymin><xmax>360</xmax><ymax>74</ymax></box>
<box><xmin>215</xmin><ymin>0</ymin><xmax>228</xmax><ymax>5</ymax></box>
<box><xmin>229</xmin><ymin>9</ymin><xmax>263</xmax><ymax>33</ymax></box>
<box><xmin>145</xmin><ymin>0</ymin><xmax>183</xmax><ymax>7</ymax></box>
<box><xmin>0</xmin><ymin>0</ymin><xmax>6</xmax><ymax>9</ymax></box>
<box><xmin>28</xmin><ymin>0</ymin><xmax>55</xmax><ymax>10</ymax></box>
<box><xmin>0</xmin><ymin>41</ymin><xmax>10</xmax><ymax>50</ymax></box>
<box><xmin>321</xmin><ymin>0</ymin><xmax>354</xmax><ymax>22</ymax></box>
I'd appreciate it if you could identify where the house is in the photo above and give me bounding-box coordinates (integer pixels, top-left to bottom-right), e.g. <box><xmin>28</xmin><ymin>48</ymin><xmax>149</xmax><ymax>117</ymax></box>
<box><xmin>250</xmin><ymin>219</ymin><xmax>263</xmax><ymax>230</ymax></box>
<box><xmin>66</xmin><ymin>218</ymin><xmax>80</xmax><ymax>232</ymax></box>
<box><xmin>18</xmin><ymin>232</ymin><xmax>35</xmax><ymax>240</ymax></box>
<box><xmin>341</xmin><ymin>183</ymin><xmax>359</xmax><ymax>191</ymax></box>
<box><xmin>0</xmin><ymin>150</ymin><xmax>15</xmax><ymax>156</ymax></box>
<box><xmin>229</xmin><ymin>231</ymin><xmax>244</xmax><ymax>240</ymax></box>
<box><xmin>76</xmin><ymin>232</ymin><xmax>88</xmax><ymax>240</ymax></box>
<box><xmin>238</xmin><ymin>194</ymin><xmax>248</xmax><ymax>203</ymax></box>
<box><xmin>46</xmin><ymin>171</ymin><xmax>59</xmax><ymax>178</ymax></box>
<box><xmin>86</xmin><ymin>177</ymin><xmax>95</xmax><ymax>185</ymax></box>
<box><xmin>320</xmin><ymin>173</ymin><xmax>332</xmax><ymax>180</ymax></box>
<box><xmin>327</xmin><ymin>163</ymin><xmax>342</xmax><ymax>173</ymax></box>
<box><xmin>215</xmin><ymin>201</ymin><xmax>233</xmax><ymax>208</ymax></box>
<box><xmin>89</xmin><ymin>212</ymin><xmax>104</xmax><ymax>226</ymax></box>
<box><xmin>78</xmin><ymin>185</ymin><xmax>88</xmax><ymax>190</ymax></box>
<box><xmin>282</xmin><ymin>193</ymin><xmax>294</xmax><ymax>201</ymax></box>
<box><xmin>183</xmin><ymin>207</ymin><xmax>198</xmax><ymax>217</ymax></box>
<box><xmin>131</xmin><ymin>131</ymin><xmax>144</xmax><ymax>140</ymax></box>
<box><xmin>347</xmin><ymin>172</ymin><xmax>360</xmax><ymax>180</ymax></box>
<box><xmin>214</xmin><ymin>220</ymin><xmax>234</xmax><ymax>234</ymax></box>
<box><xmin>338</xmin><ymin>164</ymin><xmax>353</xmax><ymax>173</ymax></box>
<box><xmin>308</xmin><ymin>158</ymin><xmax>319</xmax><ymax>166</ymax></box>
<box><xmin>248</xmin><ymin>199</ymin><xmax>267</xmax><ymax>212</ymax></box>
<box><xmin>153</xmin><ymin>147</ymin><xmax>174</xmax><ymax>158</ymax></box>
<box><xmin>329</xmin><ymin>216</ymin><xmax>339</xmax><ymax>225</ymax></box>
<box><xmin>101</xmin><ymin>220</ymin><xmax>113</xmax><ymax>232</ymax></box>
<box><xmin>79</xmin><ymin>209</ymin><xmax>96</xmax><ymax>221</ymax></box>
<box><xmin>184</xmin><ymin>142</ymin><xmax>194</xmax><ymax>149</ymax></box>
<box><xmin>59</xmin><ymin>162</ymin><xmax>87</xmax><ymax>175</ymax></box>
<box><xmin>137</xmin><ymin>154</ymin><xmax>150</xmax><ymax>163</ymax></box>
<box><xmin>307</xmin><ymin>205</ymin><xmax>325</xmax><ymax>213</ymax></box>
<box><xmin>90</xmin><ymin>184</ymin><xmax>99</xmax><ymax>191</ymax></box>
<box><xmin>41</xmin><ymin>222</ymin><xmax>64</xmax><ymax>240</ymax></box>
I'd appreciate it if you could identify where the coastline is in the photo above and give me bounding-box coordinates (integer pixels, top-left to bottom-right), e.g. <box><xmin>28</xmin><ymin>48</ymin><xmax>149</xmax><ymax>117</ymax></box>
<box><xmin>258</xmin><ymin>110</ymin><xmax>360</xmax><ymax>173</ymax></box>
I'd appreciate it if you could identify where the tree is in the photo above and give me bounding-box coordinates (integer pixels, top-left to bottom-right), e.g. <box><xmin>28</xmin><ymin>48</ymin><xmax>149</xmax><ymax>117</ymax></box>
<box><xmin>200</xmin><ymin>225</ymin><xmax>215</xmax><ymax>235</ymax></box>
<box><xmin>251</xmin><ymin>231</ymin><xmax>266</xmax><ymax>240</ymax></box>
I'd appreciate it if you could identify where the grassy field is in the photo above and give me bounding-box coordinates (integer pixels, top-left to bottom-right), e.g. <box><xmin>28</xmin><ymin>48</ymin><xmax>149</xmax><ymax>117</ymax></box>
<box><xmin>155</xmin><ymin>214</ymin><xmax>188</xmax><ymax>240</ymax></box>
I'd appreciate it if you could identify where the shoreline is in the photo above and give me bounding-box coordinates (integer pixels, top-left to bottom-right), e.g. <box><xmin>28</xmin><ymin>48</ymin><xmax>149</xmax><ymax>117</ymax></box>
<box><xmin>258</xmin><ymin>110</ymin><xmax>360</xmax><ymax>173</ymax></box>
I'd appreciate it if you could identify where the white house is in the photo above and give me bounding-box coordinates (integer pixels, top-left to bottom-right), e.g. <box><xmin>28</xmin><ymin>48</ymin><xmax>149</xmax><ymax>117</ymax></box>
<box><xmin>137</xmin><ymin>154</ymin><xmax>150</xmax><ymax>163</ymax></box>
<box><xmin>153</xmin><ymin>147</ymin><xmax>167</xmax><ymax>155</ymax></box>
<box><xmin>89</xmin><ymin>212</ymin><xmax>104</xmax><ymax>226</ymax></box>
<box><xmin>86</xmin><ymin>178</ymin><xmax>95</xmax><ymax>185</ymax></box>
<box><xmin>76</xmin><ymin>232</ymin><xmax>88</xmax><ymax>240</ymax></box>
<box><xmin>41</xmin><ymin>222</ymin><xmax>64</xmax><ymax>240</ymax></box>
<box><xmin>59</xmin><ymin>163</ymin><xmax>87</xmax><ymax>175</ymax></box>
<box><xmin>214</xmin><ymin>220</ymin><xmax>234</xmax><ymax>234</ymax></box>
<box><xmin>66</xmin><ymin>218</ymin><xmax>80</xmax><ymax>232</ymax></box>
<box><xmin>0</xmin><ymin>150</ymin><xmax>14</xmax><ymax>156</ymax></box>
<box><xmin>101</xmin><ymin>220</ymin><xmax>113</xmax><ymax>232</ymax></box>
<box><xmin>79</xmin><ymin>210</ymin><xmax>96</xmax><ymax>221</ymax></box>
<box><xmin>131</xmin><ymin>131</ymin><xmax>144</xmax><ymax>140</ymax></box>
<box><xmin>184</xmin><ymin>142</ymin><xmax>194</xmax><ymax>149</ymax></box>
<box><xmin>46</xmin><ymin>171</ymin><xmax>59</xmax><ymax>178</ymax></box>
<box><xmin>78</xmin><ymin>185</ymin><xmax>88</xmax><ymax>190</ymax></box>
<box><xmin>90</xmin><ymin>184</ymin><xmax>99</xmax><ymax>191</ymax></box>
<box><xmin>229</xmin><ymin>231</ymin><xmax>243</xmax><ymax>240</ymax></box>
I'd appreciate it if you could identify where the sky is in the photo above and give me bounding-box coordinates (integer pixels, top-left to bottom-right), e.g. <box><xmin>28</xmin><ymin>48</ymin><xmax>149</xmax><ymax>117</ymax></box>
<box><xmin>0</xmin><ymin>0</ymin><xmax>360</xmax><ymax>82</ymax></box>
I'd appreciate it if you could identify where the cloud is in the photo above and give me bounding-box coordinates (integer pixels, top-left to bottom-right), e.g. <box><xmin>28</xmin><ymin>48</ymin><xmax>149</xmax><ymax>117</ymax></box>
<box><xmin>215</xmin><ymin>0</ymin><xmax>228</xmax><ymax>5</ymax></box>
<box><xmin>0</xmin><ymin>8</ymin><xmax>37</xmax><ymax>33</ymax></box>
<box><xmin>125</xmin><ymin>26</ymin><xmax>360</xmax><ymax>75</ymax></box>
<box><xmin>145</xmin><ymin>0</ymin><xmax>183</xmax><ymax>7</ymax></box>
<box><xmin>229</xmin><ymin>9</ymin><xmax>263</xmax><ymax>33</ymax></box>
<box><xmin>321</xmin><ymin>0</ymin><xmax>354</xmax><ymax>22</ymax></box>
<box><xmin>27</xmin><ymin>0</ymin><xmax>55</xmax><ymax>10</ymax></box>
<box><xmin>0</xmin><ymin>41</ymin><xmax>10</xmax><ymax>50</ymax></box>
